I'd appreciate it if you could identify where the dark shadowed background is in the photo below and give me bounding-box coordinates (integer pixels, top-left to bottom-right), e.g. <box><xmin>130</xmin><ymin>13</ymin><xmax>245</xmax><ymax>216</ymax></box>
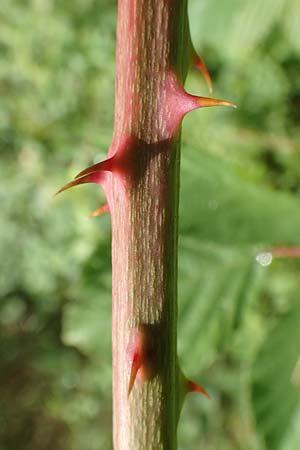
<box><xmin>1</xmin><ymin>0</ymin><xmax>300</xmax><ymax>449</ymax></box>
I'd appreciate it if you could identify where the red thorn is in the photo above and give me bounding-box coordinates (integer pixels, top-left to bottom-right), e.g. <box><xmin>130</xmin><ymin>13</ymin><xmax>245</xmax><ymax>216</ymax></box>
<box><xmin>88</xmin><ymin>203</ymin><xmax>109</xmax><ymax>218</ymax></box>
<box><xmin>187</xmin><ymin>380</ymin><xmax>211</xmax><ymax>400</ymax></box>
<box><xmin>74</xmin><ymin>157</ymin><xmax>114</xmax><ymax>179</ymax></box>
<box><xmin>55</xmin><ymin>172</ymin><xmax>105</xmax><ymax>196</ymax></box>
<box><xmin>128</xmin><ymin>352</ymin><xmax>142</xmax><ymax>397</ymax></box>
<box><xmin>163</xmin><ymin>70</ymin><xmax>236</xmax><ymax>138</ymax></box>
<box><xmin>195</xmin><ymin>96</ymin><xmax>237</xmax><ymax>109</ymax></box>
<box><xmin>193</xmin><ymin>53</ymin><xmax>213</xmax><ymax>94</ymax></box>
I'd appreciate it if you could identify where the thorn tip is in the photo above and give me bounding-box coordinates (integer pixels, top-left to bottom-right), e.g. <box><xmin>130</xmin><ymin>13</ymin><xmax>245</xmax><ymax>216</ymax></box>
<box><xmin>54</xmin><ymin>172</ymin><xmax>105</xmax><ymax>197</ymax></box>
<box><xmin>88</xmin><ymin>204</ymin><xmax>109</xmax><ymax>219</ymax></box>
<box><xmin>128</xmin><ymin>352</ymin><xmax>141</xmax><ymax>397</ymax></box>
<box><xmin>193</xmin><ymin>54</ymin><xmax>213</xmax><ymax>94</ymax></box>
<box><xmin>196</xmin><ymin>96</ymin><xmax>237</xmax><ymax>109</ymax></box>
<box><xmin>75</xmin><ymin>157</ymin><xmax>114</xmax><ymax>179</ymax></box>
<box><xmin>187</xmin><ymin>380</ymin><xmax>211</xmax><ymax>400</ymax></box>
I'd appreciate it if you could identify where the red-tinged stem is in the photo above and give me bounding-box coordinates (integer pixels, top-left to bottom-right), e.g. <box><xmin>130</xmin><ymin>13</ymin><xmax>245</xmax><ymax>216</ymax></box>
<box><xmin>55</xmin><ymin>0</ymin><xmax>232</xmax><ymax>443</ymax></box>
<box><xmin>110</xmin><ymin>1</ymin><xmax>189</xmax><ymax>449</ymax></box>
<box><xmin>270</xmin><ymin>246</ymin><xmax>300</xmax><ymax>258</ymax></box>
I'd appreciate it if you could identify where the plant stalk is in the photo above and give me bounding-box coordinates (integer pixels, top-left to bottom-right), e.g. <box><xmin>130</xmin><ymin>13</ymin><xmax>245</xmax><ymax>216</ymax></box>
<box><xmin>110</xmin><ymin>1</ymin><xmax>189</xmax><ymax>448</ymax></box>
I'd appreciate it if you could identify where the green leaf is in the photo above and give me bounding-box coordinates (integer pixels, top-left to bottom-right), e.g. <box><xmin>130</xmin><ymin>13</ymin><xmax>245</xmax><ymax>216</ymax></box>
<box><xmin>180</xmin><ymin>146</ymin><xmax>300</xmax><ymax>246</ymax></box>
<box><xmin>189</xmin><ymin>0</ymin><xmax>286</xmax><ymax>56</ymax></box>
<box><xmin>178</xmin><ymin>237</ymin><xmax>265</xmax><ymax>372</ymax></box>
<box><xmin>252</xmin><ymin>305</ymin><xmax>300</xmax><ymax>450</ymax></box>
<box><xmin>283</xmin><ymin>0</ymin><xmax>300</xmax><ymax>54</ymax></box>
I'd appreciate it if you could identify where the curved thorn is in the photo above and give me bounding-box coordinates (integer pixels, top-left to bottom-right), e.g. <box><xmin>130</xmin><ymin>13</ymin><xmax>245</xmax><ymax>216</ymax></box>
<box><xmin>194</xmin><ymin>53</ymin><xmax>213</xmax><ymax>94</ymax></box>
<box><xmin>55</xmin><ymin>172</ymin><xmax>104</xmax><ymax>196</ymax></box>
<box><xmin>75</xmin><ymin>157</ymin><xmax>114</xmax><ymax>179</ymax></box>
<box><xmin>187</xmin><ymin>380</ymin><xmax>211</xmax><ymax>400</ymax></box>
<box><xmin>196</xmin><ymin>96</ymin><xmax>237</xmax><ymax>109</ymax></box>
<box><xmin>128</xmin><ymin>352</ymin><xmax>142</xmax><ymax>397</ymax></box>
<box><xmin>88</xmin><ymin>203</ymin><xmax>109</xmax><ymax>219</ymax></box>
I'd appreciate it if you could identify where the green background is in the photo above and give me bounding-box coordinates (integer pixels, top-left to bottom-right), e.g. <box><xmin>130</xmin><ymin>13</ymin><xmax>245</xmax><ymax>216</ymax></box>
<box><xmin>1</xmin><ymin>0</ymin><xmax>300</xmax><ymax>449</ymax></box>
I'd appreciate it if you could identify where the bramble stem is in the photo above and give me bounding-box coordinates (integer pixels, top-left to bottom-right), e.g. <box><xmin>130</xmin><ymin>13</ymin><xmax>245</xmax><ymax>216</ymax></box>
<box><xmin>110</xmin><ymin>1</ymin><xmax>189</xmax><ymax>448</ymax></box>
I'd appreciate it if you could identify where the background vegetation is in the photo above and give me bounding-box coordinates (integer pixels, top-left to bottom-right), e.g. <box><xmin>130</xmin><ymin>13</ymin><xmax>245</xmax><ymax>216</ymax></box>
<box><xmin>1</xmin><ymin>0</ymin><xmax>300</xmax><ymax>449</ymax></box>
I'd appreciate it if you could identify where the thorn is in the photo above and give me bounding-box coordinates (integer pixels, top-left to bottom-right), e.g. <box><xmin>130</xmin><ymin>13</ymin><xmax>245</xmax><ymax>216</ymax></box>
<box><xmin>128</xmin><ymin>352</ymin><xmax>142</xmax><ymax>397</ymax></box>
<box><xmin>163</xmin><ymin>70</ymin><xmax>237</xmax><ymax>137</ymax></box>
<box><xmin>187</xmin><ymin>380</ymin><xmax>211</xmax><ymax>400</ymax></box>
<box><xmin>54</xmin><ymin>172</ymin><xmax>105</xmax><ymax>196</ymax></box>
<box><xmin>88</xmin><ymin>203</ymin><xmax>109</xmax><ymax>218</ymax></box>
<box><xmin>74</xmin><ymin>157</ymin><xmax>114</xmax><ymax>179</ymax></box>
<box><xmin>195</xmin><ymin>96</ymin><xmax>237</xmax><ymax>109</ymax></box>
<box><xmin>193</xmin><ymin>53</ymin><xmax>213</xmax><ymax>94</ymax></box>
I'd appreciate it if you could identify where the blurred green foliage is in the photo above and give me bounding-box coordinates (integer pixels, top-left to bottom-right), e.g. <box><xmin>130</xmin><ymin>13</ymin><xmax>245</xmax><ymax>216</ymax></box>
<box><xmin>1</xmin><ymin>0</ymin><xmax>300</xmax><ymax>449</ymax></box>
